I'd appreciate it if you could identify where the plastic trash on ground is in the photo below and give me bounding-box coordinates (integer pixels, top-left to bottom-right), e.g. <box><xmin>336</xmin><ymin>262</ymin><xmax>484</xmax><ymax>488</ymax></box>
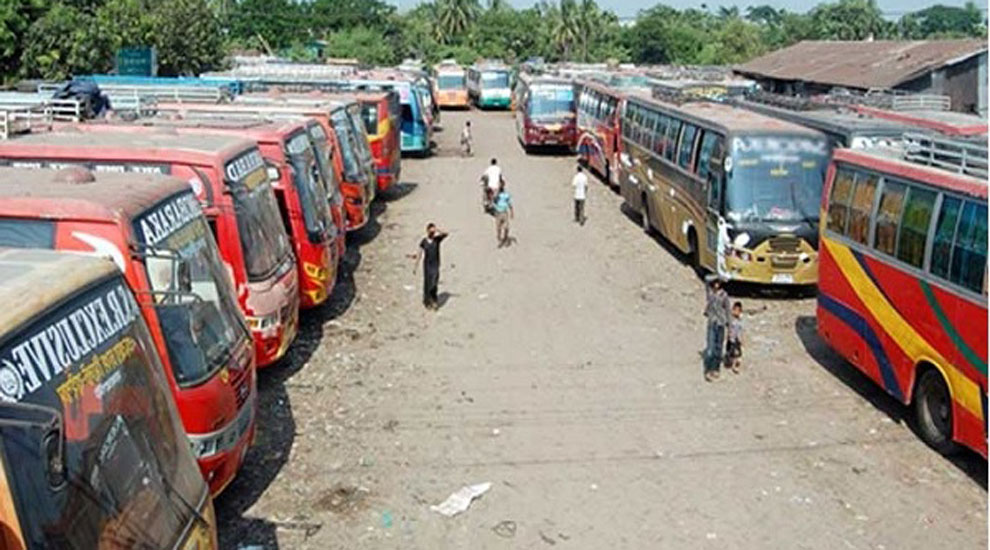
<box><xmin>430</xmin><ymin>482</ymin><xmax>492</xmax><ymax>517</ymax></box>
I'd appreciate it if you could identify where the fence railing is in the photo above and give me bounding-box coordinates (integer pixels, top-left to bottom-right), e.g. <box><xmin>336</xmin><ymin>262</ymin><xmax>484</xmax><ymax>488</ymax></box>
<box><xmin>0</xmin><ymin>93</ymin><xmax>84</xmax><ymax>121</ymax></box>
<box><xmin>903</xmin><ymin>131</ymin><xmax>988</xmax><ymax>179</ymax></box>
<box><xmin>0</xmin><ymin>106</ymin><xmax>53</xmax><ymax>140</ymax></box>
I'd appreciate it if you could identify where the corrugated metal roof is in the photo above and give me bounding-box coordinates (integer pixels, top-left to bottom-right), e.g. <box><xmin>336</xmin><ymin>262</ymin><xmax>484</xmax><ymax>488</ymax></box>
<box><xmin>735</xmin><ymin>40</ymin><xmax>987</xmax><ymax>90</ymax></box>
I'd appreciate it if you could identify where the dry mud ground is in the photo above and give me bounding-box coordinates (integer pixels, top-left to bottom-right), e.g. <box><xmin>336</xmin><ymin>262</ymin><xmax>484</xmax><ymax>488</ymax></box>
<box><xmin>215</xmin><ymin>110</ymin><xmax>986</xmax><ymax>550</ymax></box>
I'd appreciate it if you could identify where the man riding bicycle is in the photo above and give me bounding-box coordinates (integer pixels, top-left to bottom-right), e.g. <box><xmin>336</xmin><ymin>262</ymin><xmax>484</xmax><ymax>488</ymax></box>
<box><xmin>480</xmin><ymin>158</ymin><xmax>503</xmax><ymax>213</ymax></box>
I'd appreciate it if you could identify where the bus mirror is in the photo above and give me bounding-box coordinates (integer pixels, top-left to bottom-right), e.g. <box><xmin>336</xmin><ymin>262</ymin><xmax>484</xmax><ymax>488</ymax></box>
<box><xmin>0</xmin><ymin>401</ymin><xmax>66</xmax><ymax>489</ymax></box>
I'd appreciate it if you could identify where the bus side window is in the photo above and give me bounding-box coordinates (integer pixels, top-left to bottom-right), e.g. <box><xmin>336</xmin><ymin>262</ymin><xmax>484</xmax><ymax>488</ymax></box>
<box><xmin>929</xmin><ymin>195</ymin><xmax>962</xmax><ymax>279</ymax></box>
<box><xmin>678</xmin><ymin>125</ymin><xmax>698</xmax><ymax>170</ymax></box>
<box><xmin>847</xmin><ymin>172</ymin><xmax>879</xmax><ymax>245</ymax></box>
<box><xmin>949</xmin><ymin>200</ymin><xmax>988</xmax><ymax>293</ymax></box>
<box><xmin>895</xmin><ymin>185</ymin><xmax>937</xmax><ymax>268</ymax></box>
<box><xmin>644</xmin><ymin>109</ymin><xmax>658</xmax><ymax>151</ymax></box>
<box><xmin>697</xmin><ymin>131</ymin><xmax>718</xmax><ymax>181</ymax></box>
<box><xmin>872</xmin><ymin>179</ymin><xmax>907</xmax><ymax>256</ymax></box>
<box><xmin>707</xmin><ymin>138</ymin><xmax>726</xmax><ymax>211</ymax></box>
<box><xmin>665</xmin><ymin>119</ymin><xmax>682</xmax><ymax>163</ymax></box>
<box><xmin>656</xmin><ymin>115</ymin><xmax>670</xmax><ymax>155</ymax></box>
<box><xmin>826</xmin><ymin>166</ymin><xmax>856</xmax><ymax>235</ymax></box>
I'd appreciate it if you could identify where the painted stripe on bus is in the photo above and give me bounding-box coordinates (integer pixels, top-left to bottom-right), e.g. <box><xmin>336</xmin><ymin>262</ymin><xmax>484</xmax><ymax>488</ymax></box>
<box><xmin>819</xmin><ymin>292</ymin><xmax>902</xmax><ymax>399</ymax></box>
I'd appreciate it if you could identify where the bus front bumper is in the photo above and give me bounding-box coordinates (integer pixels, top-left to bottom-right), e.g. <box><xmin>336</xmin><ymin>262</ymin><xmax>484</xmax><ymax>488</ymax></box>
<box><xmin>722</xmin><ymin>240</ymin><xmax>818</xmax><ymax>285</ymax></box>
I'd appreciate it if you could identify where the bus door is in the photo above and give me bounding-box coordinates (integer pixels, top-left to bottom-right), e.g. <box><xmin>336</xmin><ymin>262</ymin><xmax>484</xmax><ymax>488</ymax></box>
<box><xmin>702</xmin><ymin>132</ymin><xmax>726</xmax><ymax>272</ymax></box>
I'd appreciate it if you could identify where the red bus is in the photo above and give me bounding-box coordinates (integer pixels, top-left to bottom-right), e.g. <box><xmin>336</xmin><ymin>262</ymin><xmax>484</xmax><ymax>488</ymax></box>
<box><xmin>75</xmin><ymin>116</ymin><xmax>340</xmax><ymax>309</ymax></box>
<box><xmin>0</xmin><ymin>169</ymin><xmax>256</xmax><ymax>494</ymax></box>
<box><xmin>513</xmin><ymin>74</ymin><xmax>577</xmax><ymax>152</ymax></box>
<box><xmin>0</xmin><ymin>130</ymin><xmax>300</xmax><ymax>368</ymax></box>
<box><xmin>238</xmin><ymin>91</ymin><xmax>402</xmax><ymax>192</ymax></box>
<box><xmin>818</xmin><ymin>144</ymin><xmax>987</xmax><ymax>457</ymax></box>
<box><xmin>0</xmin><ymin>248</ymin><xmax>219</xmax><ymax>548</ymax></box>
<box><xmin>576</xmin><ymin>79</ymin><xmax>628</xmax><ymax>186</ymax></box>
<box><xmin>155</xmin><ymin>101</ymin><xmax>375</xmax><ymax>233</ymax></box>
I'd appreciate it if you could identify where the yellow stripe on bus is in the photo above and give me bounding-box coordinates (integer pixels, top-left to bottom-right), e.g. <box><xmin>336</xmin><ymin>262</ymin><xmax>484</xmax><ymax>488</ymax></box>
<box><xmin>825</xmin><ymin>238</ymin><xmax>983</xmax><ymax>421</ymax></box>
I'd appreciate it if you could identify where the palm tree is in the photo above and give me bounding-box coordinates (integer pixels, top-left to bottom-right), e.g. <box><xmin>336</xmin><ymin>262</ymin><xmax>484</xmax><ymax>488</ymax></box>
<box><xmin>487</xmin><ymin>0</ymin><xmax>509</xmax><ymax>11</ymax></box>
<box><xmin>576</xmin><ymin>0</ymin><xmax>600</xmax><ymax>62</ymax></box>
<box><xmin>434</xmin><ymin>0</ymin><xmax>481</xmax><ymax>44</ymax></box>
<box><xmin>548</xmin><ymin>0</ymin><xmax>579</xmax><ymax>60</ymax></box>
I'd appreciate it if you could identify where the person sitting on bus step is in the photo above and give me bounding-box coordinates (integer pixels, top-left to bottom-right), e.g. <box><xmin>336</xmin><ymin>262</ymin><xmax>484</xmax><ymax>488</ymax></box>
<box><xmin>480</xmin><ymin>158</ymin><xmax>503</xmax><ymax>213</ymax></box>
<box><xmin>572</xmin><ymin>165</ymin><xmax>589</xmax><ymax>225</ymax></box>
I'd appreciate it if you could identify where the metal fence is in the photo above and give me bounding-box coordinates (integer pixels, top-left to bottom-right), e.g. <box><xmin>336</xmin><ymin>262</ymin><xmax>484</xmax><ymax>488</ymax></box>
<box><xmin>903</xmin><ymin>131</ymin><xmax>988</xmax><ymax>179</ymax></box>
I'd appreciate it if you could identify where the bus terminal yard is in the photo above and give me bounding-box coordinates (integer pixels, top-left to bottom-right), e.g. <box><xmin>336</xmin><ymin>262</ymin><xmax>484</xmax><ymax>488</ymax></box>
<box><xmin>0</xmin><ymin>60</ymin><xmax>985</xmax><ymax>550</ymax></box>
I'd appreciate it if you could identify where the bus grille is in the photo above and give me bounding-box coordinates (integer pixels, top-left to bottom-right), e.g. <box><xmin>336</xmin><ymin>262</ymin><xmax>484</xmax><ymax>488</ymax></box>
<box><xmin>768</xmin><ymin>235</ymin><xmax>800</xmax><ymax>253</ymax></box>
<box><xmin>231</xmin><ymin>364</ymin><xmax>250</xmax><ymax>409</ymax></box>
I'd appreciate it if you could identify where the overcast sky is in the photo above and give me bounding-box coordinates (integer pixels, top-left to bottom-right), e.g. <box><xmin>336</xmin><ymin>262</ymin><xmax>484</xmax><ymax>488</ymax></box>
<box><xmin>388</xmin><ymin>0</ymin><xmax>981</xmax><ymax>19</ymax></box>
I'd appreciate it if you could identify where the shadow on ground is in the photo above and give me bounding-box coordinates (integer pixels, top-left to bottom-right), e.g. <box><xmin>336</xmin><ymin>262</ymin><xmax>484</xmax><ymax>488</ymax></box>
<box><xmin>214</xmin><ymin>186</ymin><xmax>415</xmax><ymax>548</ymax></box>
<box><xmin>794</xmin><ymin>315</ymin><xmax>987</xmax><ymax>489</ymax></box>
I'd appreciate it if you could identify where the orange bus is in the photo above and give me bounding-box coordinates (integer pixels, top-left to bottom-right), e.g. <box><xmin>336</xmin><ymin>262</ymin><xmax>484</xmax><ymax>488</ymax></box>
<box><xmin>433</xmin><ymin>62</ymin><xmax>470</xmax><ymax>108</ymax></box>
<box><xmin>818</xmin><ymin>140</ymin><xmax>986</xmax><ymax>457</ymax></box>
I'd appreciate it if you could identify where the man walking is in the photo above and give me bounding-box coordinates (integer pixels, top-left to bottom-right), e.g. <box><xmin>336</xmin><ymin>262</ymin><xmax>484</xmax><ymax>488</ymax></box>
<box><xmin>703</xmin><ymin>276</ymin><xmax>731</xmax><ymax>381</ymax></box>
<box><xmin>480</xmin><ymin>158</ymin><xmax>503</xmax><ymax>213</ymax></box>
<box><xmin>492</xmin><ymin>181</ymin><xmax>514</xmax><ymax>247</ymax></box>
<box><xmin>572</xmin><ymin>165</ymin><xmax>588</xmax><ymax>225</ymax></box>
<box><xmin>411</xmin><ymin>223</ymin><xmax>449</xmax><ymax>310</ymax></box>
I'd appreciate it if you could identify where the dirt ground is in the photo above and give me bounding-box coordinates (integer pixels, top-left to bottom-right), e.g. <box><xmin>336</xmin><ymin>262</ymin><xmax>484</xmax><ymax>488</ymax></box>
<box><xmin>214</xmin><ymin>110</ymin><xmax>987</xmax><ymax>549</ymax></box>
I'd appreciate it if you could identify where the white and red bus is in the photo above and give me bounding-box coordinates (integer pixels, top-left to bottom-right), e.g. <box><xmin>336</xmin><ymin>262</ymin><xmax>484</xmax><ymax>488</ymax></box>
<box><xmin>817</xmin><ymin>138</ymin><xmax>987</xmax><ymax>457</ymax></box>
<box><xmin>513</xmin><ymin>74</ymin><xmax>577</xmax><ymax>152</ymax></box>
<box><xmin>576</xmin><ymin>79</ymin><xmax>630</xmax><ymax>187</ymax></box>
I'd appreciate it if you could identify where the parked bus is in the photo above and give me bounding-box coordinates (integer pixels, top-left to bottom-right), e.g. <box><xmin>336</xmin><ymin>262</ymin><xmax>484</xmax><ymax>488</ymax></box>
<box><xmin>0</xmin><ymin>248</ymin><xmax>218</xmax><ymax>548</ymax></box>
<box><xmin>852</xmin><ymin>105</ymin><xmax>988</xmax><ymax>137</ymax></box>
<box><xmin>0</xmin><ymin>169</ymin><xmax>256</xmax><ymax>494</ymax></box>
<box><xmin>618</xmin><ymin>93</ymin><xmax>829</xmax><ymax>285</ymax></box>
<box><xmin>817</xmin><ymin>141</ymin><xmax>987</xmax><ymax>457</ymax></box>
<box><xmin>74</xmin><ymin>116</ymin><xmax>340</xmax><ymax>309</ymax></box>
<box><xmin>348</xmin><ymin>76</ymin><xmax>433</xmax><ymax>154</ymax></box>
<box><xmin>238</xmin><ymin>91</ymin><xmax>402</xmax><ymax>192</ymax></box>
<box><xmin>467</xmin><ymin>61</ymin><xmax>513</xmax><ymax>109</ymax></box>
<box><xmin>733</xmin><ymin>99</ymin><xmax>916</xmax><ymax>150</ymax></box>
<box><xmin>433</xmin><ymin>62</ymin><xmax>469</xmax><ymax>109</ymax></box>
<box><xmin>576</xmin><ymin>80</ymin><xmax>639</xmax><ymax>186</ymax></box>
<box><xmin>0</xmin><ymin>128</ymin><xmax>299</xmax><ymax>367</ymax></box>
<box><xmin>154</xmin><ymin>101</ymin><xmax>375</xmax><ymax>232</ymax></box>
<box><xmin>514</xmin><ymin>74</ymin><xmax>577</xmax><ymax>152</ymax></box>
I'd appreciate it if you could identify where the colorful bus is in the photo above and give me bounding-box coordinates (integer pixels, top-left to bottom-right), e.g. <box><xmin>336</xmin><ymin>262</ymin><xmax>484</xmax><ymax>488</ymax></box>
<box><xmin>0</xmin><ymin>247</ymin><xmax>218</xmax><ymax>548</ymax></box>
<box><xmin>348</xmin><ymin>76</ymin><xmax>433</xmax><ymax>155</ymax></box>
<box><xmin>433</xmin><ymin>62</ymin><xmax>469</xmax><ymax>109</ymax></box>
<box><xmin>576</xmin><ymin>79</ymin><xmax>636</xmax><ymax>186</ymax></box>
<box><xmin>238</xmin><ymin>91</ymin><xmax>402</xmax><ymax>192</ymax></box>
<box><xmin>74</xmin><ymin>116</ymin><xmax>340</xmax><ymax>309</ymax></box>
<box><xmin>153</xmin><ymin>101</ymin><xmax>375</xmax><ymax>232</ymax></box>
<box><xmin>513</xmin><ymin>74</ymin><xmax>577</xmax><ymax>152</ymax></box>
<box><xmin>0</xmin><ymin>129</ymin><xmax>300</xmax><ymax>368</ymax></box>
<box><xmin>618</xmin><ymin>93</ymin><xmax>829</xmax><ymax>285</ymax></box>
<box><xmin>0</xmin><ymin>170</ymin><xmax>256</xmax><ymax>494</ymax></box>
<box><xmin>467</xmin><ymin>61</ymin><xmax>513</xmax><ymax>109</ymax></box>
<box><xmin>817</xmin><ymin>143</ymin><xmax>987</xmax><ymax>457</ymax></box>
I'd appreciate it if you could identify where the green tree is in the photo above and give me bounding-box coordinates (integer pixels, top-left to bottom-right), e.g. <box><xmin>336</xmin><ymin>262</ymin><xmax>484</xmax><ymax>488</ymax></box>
<box><xmin>227</xmin><ymin>0</ymin><xmax>305</xmax><ymax>51</ymax></box>
<box><xmin>151</xmin><ymin>0</ymin><xmax>225</xmax><ymax>75</ymax></box>
<box><xmin>308</xmin><ymin>0</ymin><xmax>395</xmax><ymax>33</ymax></box>
<box><xmin>20</xmin><ymin>3</ymin><xmax>114</xmax><ymax>79</ymax></box>
<box><xmin>713</xmin><ymin>17</ymin><xmax>766</xmax><ymax>64</ymax></box>
<box><xmin>325</xmin><ymin>25</ymin><xmax>398</xmax><ymax>65</ymax></box>
<box><xmin>909</xmin><ymin>3</ymin><xmax>985</xmax><ymax>38</ymax></box>
<box><xmin>809</xmin><ymin>0</ymin><xmax>888</xmax><ymax>40</ymax></box>
<box><xmin>0</xmin><ymin>0</ymin><xmax>48</xmax><ymax>79</ymax></box>
<box><xmin>434</xmin><ymin>0</ymin><xmax>481</xmax><ymax>44</ymax></box>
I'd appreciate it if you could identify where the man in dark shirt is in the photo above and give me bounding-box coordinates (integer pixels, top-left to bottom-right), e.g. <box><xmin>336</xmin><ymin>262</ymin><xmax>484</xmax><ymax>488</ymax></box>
<box><xmin>412</xmin><ymin>223</ymin><xmax>449</xmax><ymax>310</ymax></box>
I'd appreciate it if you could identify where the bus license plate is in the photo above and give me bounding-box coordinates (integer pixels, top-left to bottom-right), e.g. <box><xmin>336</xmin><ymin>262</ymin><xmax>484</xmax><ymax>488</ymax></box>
<box><xmin>772</xmin><ymin>273</ymin><xmax>794</xmax><ymax>284</ymax></box>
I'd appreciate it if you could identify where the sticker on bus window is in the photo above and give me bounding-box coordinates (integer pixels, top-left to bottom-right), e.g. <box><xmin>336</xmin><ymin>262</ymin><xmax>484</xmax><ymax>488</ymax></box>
<box><xmin>133</xmin><ymin>192</ymin><xmax>203</xmax><ymax>247</ymax></box>
<box><xmin>225</xmin><ymin>150</ymin><xmax>266</xmax><ymax>184</ymax></box>
<box><xmin>286</xmin><ymin>133</ymin><xmax>312</xmax><ymax>156</ymax></box>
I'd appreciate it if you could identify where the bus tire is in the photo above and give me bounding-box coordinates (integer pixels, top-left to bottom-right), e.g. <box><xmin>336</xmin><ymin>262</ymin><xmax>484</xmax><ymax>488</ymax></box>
<box><xmin>688</xmin><ymin>230</ymin><xmax>701</xmax><ymax>274</ymax></box>
<box><xmin>604</xmin><ymin>161</ymin><xmax>611</xmax><ymax>186</ymax></box>
<box><xmin>913</xmin><ymin>367</ymin><xmax>959</xmax><ymax>455</ymax></box>
<box><xmin>641</xmin><ymin>195</ymin><xmax>652</xmax><ymax>234</ymax></box>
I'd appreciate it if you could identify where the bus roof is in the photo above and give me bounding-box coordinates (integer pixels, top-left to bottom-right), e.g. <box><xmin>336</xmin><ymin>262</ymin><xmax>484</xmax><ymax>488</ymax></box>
<box><xmin>627</xmin><ymin>91</ymin><xmax>824</xmax><ymax>137</ymax></box>
<box><xmin>734</xmin><ymin>100</ymin><xmax>916</xmax><ymax>138</ymax></box>
<box><xmin>853</xmin><ymin>105</ymin><xmax>988</xmax><ymax>137</ymax></box>
<box><xmin>471</xmin><ymin>62</ymin><xmax>510</xmax><ymax>71</ymax></box>
<box><xmin>0</xmin><ymin>247</ymin><xmax>120</xmax><ymax>338</ymax></box>
<box><xmin>518</xmin><ymin>74</ymin><xmax>573</xmax><ymax>87</ymax></box>
<box><xmin>0</xmin><ymin>129</ymin><xmax>253</xmax><ymax>161</ymax></box>
<box><xmin>0</xmin><ymin>167</ymin><xmax>193</xmax><ymax>223</ymax></box>
<box><xmin>83</xmin><ymin>116</ymin><xmax>307</xmax><ymax>141</ymax></box>
<box><xmin>833</xmin><ymin>147</ymin><xmax>987</xmax><ymax>200</ymax></box>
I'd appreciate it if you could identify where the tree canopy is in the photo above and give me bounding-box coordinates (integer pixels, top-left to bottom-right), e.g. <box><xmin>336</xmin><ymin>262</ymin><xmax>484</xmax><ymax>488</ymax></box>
<box><xmin>0</xmin><ymin>0</ymin><xmax>985</xmax><ymax>81</ymax></box>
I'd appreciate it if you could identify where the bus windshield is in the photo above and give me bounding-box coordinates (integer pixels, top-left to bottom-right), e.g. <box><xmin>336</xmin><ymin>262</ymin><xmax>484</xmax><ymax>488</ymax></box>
<box><xmin>726</xmin><ymin>135</ymin><xmax>829</xmax><ymax>224</ymax></box>
<box><xmin>530</xmin><ymin>86</ymin><xmax>574</xmax><ymax>118</ymax></box>
<box><xmin>438</xmin><ymin>74</ymin><xmax>465</xmax><ymax>89</ymax></box>
<box><xmin>135</xmin><ymin>192</ymin><xmax>246</xmax><ymax>387</ymax></box>
<box><xmin>346</xmin><ymin>109</ymin><xmax>374</xmax><ymax>163</ymax></box>
<box><xmin>0</xmin><ymin>277</ymin><xmax>204</xmax><ymax>548</ymax></box>
<box><xmin>360</xmin><ymin>104</ymin><xmax>379</xmax><ymax>135</ymax></box>
<box><xmin>482</xmin><ymin>71</ymin><xmax>510</xmax><ymax>88</ymax></box>
<box><xmin>286</xmin><ymin>132</ymin><xmax>334</xmax><ymax>243</ymax></box>
<box><xmin>330</xmin><ymin>112</ymin><xmax>364</xmax><ymax>182</ymax></box>
<box><xmin>225</xmin><ymin>150</ymin><xmax>293</xmax><ymax>281</ymax></box>
<box><xmin>307</xmin><ymin>124</ymin><xmax>343</xmax><ymax>207</ymax></box>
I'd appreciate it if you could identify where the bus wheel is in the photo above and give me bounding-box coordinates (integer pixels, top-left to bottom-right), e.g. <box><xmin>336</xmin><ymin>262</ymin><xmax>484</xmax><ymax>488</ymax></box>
<box><xmin>641</xmin><ymin>196</ymin><xmax>652</xmax><ymax>234</ymax></box>
<box><xmin>913</xmin><ymin>368</ymin><xmax>959</xmax><ymax>454</ymax></box>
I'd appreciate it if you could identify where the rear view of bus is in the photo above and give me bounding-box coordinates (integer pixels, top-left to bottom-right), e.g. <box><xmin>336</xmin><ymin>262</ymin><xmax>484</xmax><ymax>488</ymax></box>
<box><xmin>0</xmin><ymin>248</ymin><xmax>217</xmax><ymax>549</ymax></box>
<box><xmin>515</xmin><ymin>75</ymin><xmax>577</xmax><ymax>152</ymax></box>
<box><xmin>468</xmin><ymin>61</ymin><xmax>512</xmax><ymax>109</ymax></box>
<box><xmin>434</xmin><ymin>62</ymin><xmax>469</xmax><ymax>109</ymax></box>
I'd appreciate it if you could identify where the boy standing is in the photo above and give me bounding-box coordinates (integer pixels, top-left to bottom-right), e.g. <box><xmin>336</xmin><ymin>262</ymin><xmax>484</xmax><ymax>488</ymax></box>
<box><xmin>460</xmin><ymin>120</ymin><xmax>473</xmax><ymax>156</ymax></box>
<box><xmin>412</xmin><ymin>223</ymin><xmax>449</xmax><ymax>310</ymax></box>
<box><xmin>703</xmin><ymin>277</ymin><xmax>730</xmax><ymax>382</ymax></box>
<box><xmin>493</xmin><ymin>181</ymin><xmax>514</xmax><ymax>247</ymax></box>
<box><xmin>725</xmin><ymin>302</ymin><xmax>744</xmax><ymax>374</ymax></box>
<box><xmin>572</xmin><ymin>165</ymin><xmax>588</xmax><ymax>225</ymax></box>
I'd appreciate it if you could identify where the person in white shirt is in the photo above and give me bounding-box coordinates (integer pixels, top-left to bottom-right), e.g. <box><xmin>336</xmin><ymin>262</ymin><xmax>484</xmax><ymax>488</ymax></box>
<box><xmin>572</xmin><ymin>164</ymin><xmax>589</xmax><ymax>225</ymax></box>
<box><xmin>480</xmin><ymin>158</ymin><xmax>503</xmax><ymax>213</ymax></box>
<box><xmin>460</xmin><ymin>120</ymin><xmax>473</xmax><ymax>157</ymax></box>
